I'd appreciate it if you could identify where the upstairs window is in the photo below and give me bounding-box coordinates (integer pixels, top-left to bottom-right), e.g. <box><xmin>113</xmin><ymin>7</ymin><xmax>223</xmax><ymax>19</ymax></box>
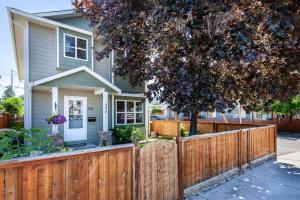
<box><xmin>64</xmin><ymin>34</ymin><xmax>88</xmax><ymax>61</ymax></box>
<box><xmin>116</xmin><ymin>101</ymin><xmax>144</xmax><ymax>125</ymax></box>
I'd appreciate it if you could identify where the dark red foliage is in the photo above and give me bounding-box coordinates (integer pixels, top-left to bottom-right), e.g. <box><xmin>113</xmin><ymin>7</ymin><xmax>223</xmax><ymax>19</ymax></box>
<box><xmin>74</xmin><ymin>0</ymin><xmax>300</xmax><ymax>134</ymax></box>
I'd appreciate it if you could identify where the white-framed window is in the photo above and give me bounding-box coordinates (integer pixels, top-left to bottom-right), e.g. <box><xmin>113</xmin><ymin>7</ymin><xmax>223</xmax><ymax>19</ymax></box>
<box><xmin>64</xmin><ymin>33</ymin><xmax>88</xmax><ymax>61</ymax></box>
<box><xmin>116</xmin><ymin>100</ymin><xmax>144</xmax><ymax>125</ymax></box>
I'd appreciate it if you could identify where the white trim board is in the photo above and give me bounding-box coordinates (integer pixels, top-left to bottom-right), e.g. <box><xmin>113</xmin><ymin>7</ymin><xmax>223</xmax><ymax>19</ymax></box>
<box><xmin>7</xmin><ymin>8</ymin><xmax>92</xmax><ymax>36</ymax></box>
<box><xmin>7</xmin><ymin>9</ymin><xmax>22</xmax><ymax>80</ymax></box>
<box><xmin>115</xmin><ymin>93</ymin><xmax>145</xmax><ymax>98</ymax></box>
<box><xmin>32</xmin><ymin>66</ymin><xmax>121</xmax><ymax>93</ymax></box>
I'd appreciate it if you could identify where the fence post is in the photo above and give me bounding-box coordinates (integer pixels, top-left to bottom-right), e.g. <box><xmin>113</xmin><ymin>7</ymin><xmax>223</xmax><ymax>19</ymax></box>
<box><xmin>274</xmin><ymin>125</ymin><xmax>277</xmax><ymax>157</ymax></box>
<box><xmin>247</xmin><ymin>128</ymin><xmax>252</xmax><ymax>169</ymax></box>
<box><xmin>177</xmin><ymin>121</ymin><xmax>181</xmax><ymax>137</ymax></box>
<box><xmin>176</xmin><ymin>136</ymin><xmax>184</xmax><ymax>200</ymax></box>
<box><xmin>213</xmin><ymin>121</ymin><xmax>216</xmax><ymax>133</ymax></box>
<box><xmin>134</xmin><ymin>144</ymin><xmax>140</xmax><ymax>200</ymax></box>
<box><xmin>238</xmin><ymin>129</ymin><xmax>243</xmax><ymax>173</ymax></box>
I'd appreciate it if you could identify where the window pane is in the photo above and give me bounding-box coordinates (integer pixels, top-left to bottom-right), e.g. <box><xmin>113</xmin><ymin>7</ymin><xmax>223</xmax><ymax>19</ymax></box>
<box><xmin>117</xmin><ymin>101</ymin><xmax>125</xmax><ymax>112</ymax></box>
<box><xmin>127</xmin><ymin>113</ymin><xmax>134</xmax><ymax>124</ymax></box>
<box><xmin>65</xmin><ymin>46</ymin><xmax>75</xmax><ymax>57</ymax></box>
<box><xmin>77</xmin><ymin>49</ymin><xmax>87</xmax><ymax>60</ymax></box>
<box><xmin>65</xmin><ymin>35</ymin><xmax>75</xmax><ymax>47</ymax></box>
<box><xmin>77</xmin><ymin>38</ymin><xmax>87</xmax><ymax>49</ymax></box>
<box><xmin>117</xmin><ymin>113</ymin><xmax>125</xmax><ymax>124</ymax></box>
<box><xmin>136</xmin><ymin>113</ymin><xmax>143</xmax><ymax>123</ymax></box>
<box><xmin>69</xmin><ymin>115</ymin><xmax>83</xmax><ymax>129</ymax></box>
<box><xmin>127</xmin><ymin>102</ymin><xmax>134</xmax><ymax>112</ymax></box>
<box><xmin>136</xmin><ymin>102</ymin><xmax>143</xmax><ymax>112</ymax></box>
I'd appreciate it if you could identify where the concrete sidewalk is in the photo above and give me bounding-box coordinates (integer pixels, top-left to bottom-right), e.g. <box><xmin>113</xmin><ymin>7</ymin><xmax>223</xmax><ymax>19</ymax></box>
<box><xmin>187</xmin><ymin>133</ymin><xmax>300</xmax><ymax>200</ymax></box>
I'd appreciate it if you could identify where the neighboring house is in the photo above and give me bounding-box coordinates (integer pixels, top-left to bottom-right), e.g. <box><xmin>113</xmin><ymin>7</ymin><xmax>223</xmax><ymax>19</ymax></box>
<box><xmin>8</xmin><ymin>8</ymin><xmax>148</xmax><ymax>144</ymax></box>
<box><xmin>149</xmin><ymin>99</ymin><xmax>175</xmax><ymax>119</ymax></box>
<box><xmin>200</xmin><ymin>107</ymin><xmax>272</xmax><ymax>121</ymax></box>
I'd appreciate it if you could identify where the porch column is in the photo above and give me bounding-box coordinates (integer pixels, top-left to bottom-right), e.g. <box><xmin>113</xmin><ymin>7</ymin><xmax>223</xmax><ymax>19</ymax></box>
<box><xmin>52</xmin><ymin>87</ymin><xmax>58</xmax><ymax>133</ymax></box>
<box><xmin>103</xmin><ymin>91</ymin><xmax>109</xmax><ymax>131</ymax></box>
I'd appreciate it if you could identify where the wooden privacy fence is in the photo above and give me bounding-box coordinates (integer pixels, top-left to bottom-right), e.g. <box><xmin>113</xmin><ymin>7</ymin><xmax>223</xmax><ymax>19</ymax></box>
<box><xmin>195</xmin><ymin>118</ymin><xmax>300</xmax><ymax>133</ymax></box>
<box><xmin>0</xmin><ymin>113</ymin><xmax>9</xmax><ymax>129</ymax></box>
<box><xmin>178</xmin><ymin>125</ymin><xmax>276</xmax><ymax>192</ymax></box>
<box><xmin>0</xmin><ymin>144</ymin><xmax>134</xmax><ymax>200</ymax></box>
<box><xmin>0</xmin><ymin>124</ymin><xmax>277</xmax><ymax>200</ymax></box>
<box><xmin>151</xmin><ymin>120</ymin><xmax>261</xmax><ymax>137</ymax></box>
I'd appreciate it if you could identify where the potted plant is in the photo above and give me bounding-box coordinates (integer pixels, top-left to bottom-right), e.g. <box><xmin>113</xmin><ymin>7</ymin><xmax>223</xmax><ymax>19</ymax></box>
<box><xmin>46</xmin><ymin>114</ymin><xmax>67</xmax><ymax>125</ymax></box>
<box><xmin>45</xmin><ymin>114</ymin><xmax>67</xmax><ymax>147</ymax></box>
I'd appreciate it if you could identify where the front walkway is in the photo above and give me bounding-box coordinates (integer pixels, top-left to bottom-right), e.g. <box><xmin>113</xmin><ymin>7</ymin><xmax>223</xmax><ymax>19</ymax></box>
<box><xmin>187</xmin><ymin>133</ymin><xmax>300</xmax><ymax>200</ymax></box>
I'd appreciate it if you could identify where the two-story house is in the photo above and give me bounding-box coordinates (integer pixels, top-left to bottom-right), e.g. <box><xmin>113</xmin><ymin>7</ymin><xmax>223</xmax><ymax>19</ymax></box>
<box><xmin>7</xmin><ymin>8</ymin><xmax>148</xmax><ymax>144</ymax></box>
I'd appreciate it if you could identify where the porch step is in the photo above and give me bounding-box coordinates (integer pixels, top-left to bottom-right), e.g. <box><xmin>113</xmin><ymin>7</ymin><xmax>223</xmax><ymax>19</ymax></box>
<box><xmin>68</xmin><ymin>143</ymin><xmax>97</xmax><ymax>151</ymax></box>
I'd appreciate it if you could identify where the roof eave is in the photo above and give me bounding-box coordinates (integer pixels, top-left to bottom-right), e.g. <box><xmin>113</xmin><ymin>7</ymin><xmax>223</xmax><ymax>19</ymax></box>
<box><xmin>7</xmin><ymin>8</ymin><xmax>22</xmax><ymax>81</ymax></box>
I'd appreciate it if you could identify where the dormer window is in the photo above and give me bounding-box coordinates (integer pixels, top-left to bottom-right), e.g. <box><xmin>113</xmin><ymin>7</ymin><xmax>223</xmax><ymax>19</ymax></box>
<box><xmin>64</xmin><ymin>34</ymin><xmax>88</xmax><ymax>61</ymax></box>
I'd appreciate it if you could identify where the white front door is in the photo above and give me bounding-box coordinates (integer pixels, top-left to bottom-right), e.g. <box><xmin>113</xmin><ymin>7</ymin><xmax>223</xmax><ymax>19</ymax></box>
<box><xmin>64</xmin><ymin>96</ymin><xmax>87</xmax><ymax>142</ymax></box>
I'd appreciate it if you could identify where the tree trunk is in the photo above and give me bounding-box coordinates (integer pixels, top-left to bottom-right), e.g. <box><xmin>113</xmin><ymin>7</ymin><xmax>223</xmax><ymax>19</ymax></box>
<box><xmin>189</xmin><ymin>111</ymin><xmax>198</xmax><ymax>135</ymax></box>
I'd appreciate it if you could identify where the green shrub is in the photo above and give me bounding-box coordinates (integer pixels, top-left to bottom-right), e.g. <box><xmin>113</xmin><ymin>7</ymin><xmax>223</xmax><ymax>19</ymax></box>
<box><xmin>0</xmin><ymin>128</ymin><xmax>58</xmax><ymax>160</ymax></box>
<box><xmin>1</xmin><ymin>97</ymin><xmax>24</xmax><ymax>116</ymax></box>
<box><xmin>0</xmin><ymin>129</ymin><xmax>25</xmax><ymax>160</ymax></box>
<box><xmin>180</xmin><ymin>127</ymin><xmax>189</xmax><ymax>137</ymax></box>
<box><xmin>9</xmin><ymin>121</ymin><xmax>24</xmax><ymax>130</ymax></box>
<box><xmin>113</xmin><ymin>126</ymin><xmax>134</xmax><ymax>144</ymax></box>
<box><xmin>113</xmin><ymin>126</ymin><xmax>144</xmax><ymax>144</ymax></box>
<box><xmin>25</xmin><ymin>128</ymin><xmax>56</xmax><ymax>153</ymax></box>
<box><xmin>131</xmin><ymin>128</ymin><xmax>145</xmax><ymax>144</ymax></box>
<box><xmin>151</xmin><ymin>107</ymin><xmax>163</xmax><ymax>114</ymax></box>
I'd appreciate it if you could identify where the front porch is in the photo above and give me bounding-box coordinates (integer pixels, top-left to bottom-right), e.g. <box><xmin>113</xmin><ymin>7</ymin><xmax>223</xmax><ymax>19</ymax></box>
<box><xmin>32</xmin><ymin>86</ymin><xmax>114</xmax><ymax>144</ymax></box>
<box><xmin>29</xmin><ymin>66</ymin><xmax>121</xmax><ymax>144</ymax></box>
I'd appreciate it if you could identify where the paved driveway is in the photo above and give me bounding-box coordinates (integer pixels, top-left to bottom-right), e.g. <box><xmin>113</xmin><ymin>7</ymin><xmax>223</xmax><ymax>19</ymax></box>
<box><xmin>187</xmin><ymin>133</ymin><xmax>300</xmax><ymax>200</ymax></box>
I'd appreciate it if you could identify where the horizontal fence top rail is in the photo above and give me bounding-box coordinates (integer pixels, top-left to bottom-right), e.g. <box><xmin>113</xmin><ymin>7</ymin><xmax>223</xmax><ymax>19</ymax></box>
<box><xmin>0</xmin><ymin>143</ymin><xmax>134</xmax><ymax>168</ymax></box>
<box><xmin>182</xmin><ymin>124</ymin><xmax>276</xmax><ymax>142</ymax></box>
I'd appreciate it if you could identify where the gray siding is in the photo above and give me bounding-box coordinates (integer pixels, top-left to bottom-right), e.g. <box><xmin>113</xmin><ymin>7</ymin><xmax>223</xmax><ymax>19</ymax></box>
<box><xmin>32</xmin><ymin>90</ymin><xmax>52</xmax><ymax>130</ymax></box>
<box><xmin>55</xmin><ymin>16</ymin><xmax>92</xmax><ymax>31</ymax></box>
<box><xmin>114</xmin><ymin>77</ymin><xmax>145</xmax><ymax>93</ymax></box>
<box><xmin>29</xmin><ymin>23</ymin><xmax>59</xmax><ymax>82</ymax></box>
<box><xmin>59</xmin><ymin>28</ymin><xmax>92</xmax><ymax>70</ymax></box>
<box><xmin>40</xmin><ymin>71</ymin><xmax>116</xmax><ymax>93</ymax></box>
<box><xmin>93</xmin><ymin>39</ymin><xmax>111</xmax><ymax>81</ymax></box>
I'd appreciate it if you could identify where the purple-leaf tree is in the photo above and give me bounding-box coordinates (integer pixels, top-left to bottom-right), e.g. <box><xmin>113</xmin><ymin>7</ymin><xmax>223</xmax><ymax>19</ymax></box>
<box><xmin>74</xmin><ymin>0</ymin><xmax>300</xmax><ymax>135</ymax></box>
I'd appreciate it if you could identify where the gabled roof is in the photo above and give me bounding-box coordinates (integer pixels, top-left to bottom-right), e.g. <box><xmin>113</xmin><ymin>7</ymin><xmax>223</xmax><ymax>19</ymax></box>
<box><xmin>7</xmin><ymin>7</ymin><xmax>92</xmax><ymax>81</ymax></box>
<box><xmin>32</xmin><ymin>66</ymin><xmax>121</xmax><ymax>93</ymax></box>
<box><xmin>34</xmin><ymin>9</ymin><xmax>81</xmax><ymax>19</ymax></box>
<box><xmin>7</xmin><ymin>8</ymin><xmax>92</xmax><ymax>35</ymax></box>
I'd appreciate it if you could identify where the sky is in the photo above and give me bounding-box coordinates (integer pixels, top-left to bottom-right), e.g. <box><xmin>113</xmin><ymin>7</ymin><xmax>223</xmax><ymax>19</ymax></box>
<box><xmin>0</xmin><ymin>0</ymin><xmax>72</xmax><ymax>96</ymax></box>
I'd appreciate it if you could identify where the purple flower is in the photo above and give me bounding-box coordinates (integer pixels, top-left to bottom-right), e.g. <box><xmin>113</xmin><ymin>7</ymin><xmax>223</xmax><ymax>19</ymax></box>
<box><xmin>46</xmin><ymin>114</ymin><xmax>67</xmax><ymax>124</ymax></box>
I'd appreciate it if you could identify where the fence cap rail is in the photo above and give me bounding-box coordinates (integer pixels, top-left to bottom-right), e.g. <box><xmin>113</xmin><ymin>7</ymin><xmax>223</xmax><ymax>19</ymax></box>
<box><xmin>182</xmin><ymin>124</ymin><xmax>276</xmax><ymax>141</ymax></box>
<box><xmin>182</xmin><ymin>130</ymin><xmax>240</xmax><ymax>141</ymax></box>
<box><xmin>0</xmin><ymin>143</ymin><xmax>134</xmax><ymax>168</ymax></box>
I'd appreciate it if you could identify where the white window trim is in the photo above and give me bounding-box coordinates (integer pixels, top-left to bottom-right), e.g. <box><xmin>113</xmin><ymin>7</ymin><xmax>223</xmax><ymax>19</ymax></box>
<box><xmin>63</xmin><ymin>33</ymin><xmax>88</xmax><ymax>61</ymax></box>
<box><xmin>116</xmin><ymin>100</ymin><xmax>144</xmax><ymax>125</ymax></box>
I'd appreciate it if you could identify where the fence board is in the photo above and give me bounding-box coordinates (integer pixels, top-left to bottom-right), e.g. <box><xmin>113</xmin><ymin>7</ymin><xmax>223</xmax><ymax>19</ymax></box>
<box><xmin>66</xmin><ymin>157</ymin><xmax>77</xmax><ymax>200</ymax></box>
<box><xmin>98</xmin><ymin>151</ymin><xmax>109</xmax><ymax>200</ymax></box>
<box><xmin>0</xmin><ymin>169</ymin><xmax>4</xmax><ymax>200</ymax></box>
